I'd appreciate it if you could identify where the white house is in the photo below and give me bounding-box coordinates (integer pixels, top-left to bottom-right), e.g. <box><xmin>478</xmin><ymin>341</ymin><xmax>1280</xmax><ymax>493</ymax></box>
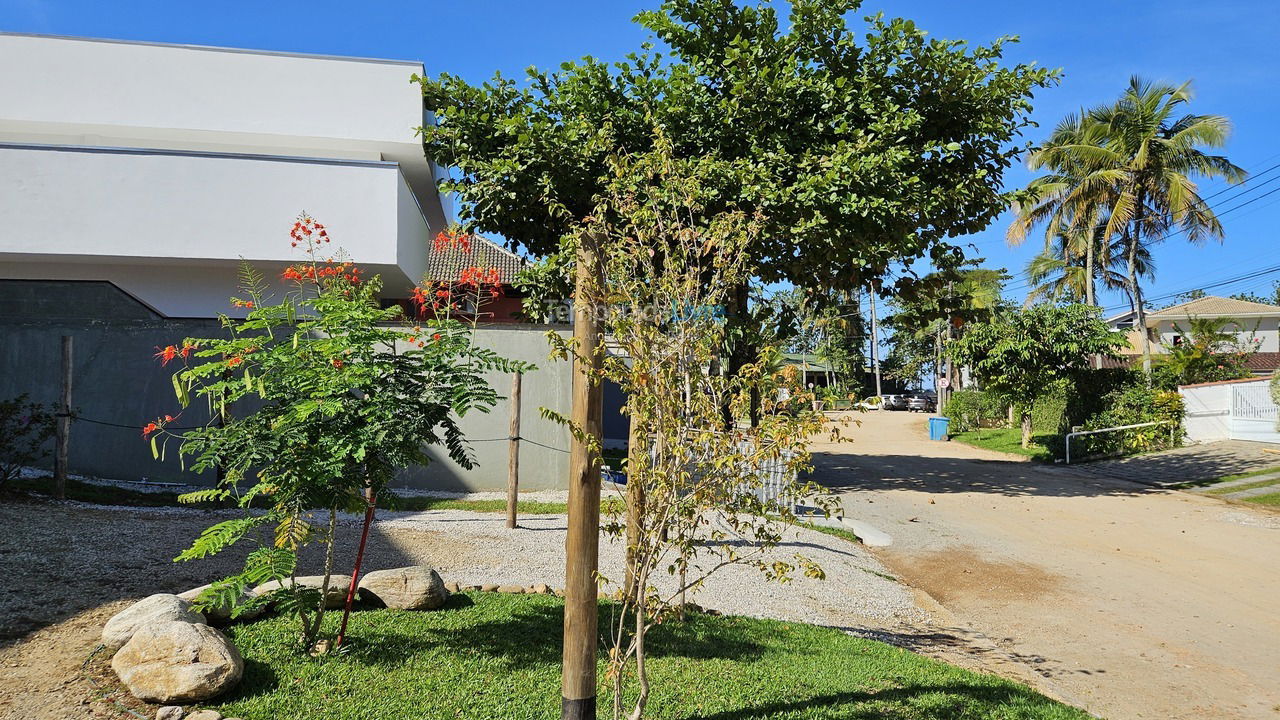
<box><xmin>1104</xmin><ymin>295</ymin><xmax>1280</xmax><ymax>374</ymax></box>
<box><xmin>0</xmin><ymin>32</ymin><xmax>447</xmax><ymax>317</ymax></box>
<box><xmin>0</xmin><ymin>33</ymin><xmax>581</xmax><ymax>492</ymax></box>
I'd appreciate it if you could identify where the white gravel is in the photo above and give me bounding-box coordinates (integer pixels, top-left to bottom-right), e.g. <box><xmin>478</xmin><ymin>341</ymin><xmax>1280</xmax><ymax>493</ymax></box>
<box><xmin>372</xmin><ymin>506</ymin><xmax>925</xmax><ymax>628</ymax></box>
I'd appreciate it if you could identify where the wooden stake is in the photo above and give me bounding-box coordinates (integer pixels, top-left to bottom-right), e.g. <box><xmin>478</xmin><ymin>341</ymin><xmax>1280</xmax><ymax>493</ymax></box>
<box><xmin>54</xmin><ymin>335</ymin><xmax>72</xmax><ymax>500</ymax></box>
<box><xmin>506</xmin><ymin>371</ymin><xmax>522</xmax><ymax>529</ymax></box>
<box><xmin>562</xmin><ymin>236</ymin><xmax>603</xmax><ymax>720</ymax></box>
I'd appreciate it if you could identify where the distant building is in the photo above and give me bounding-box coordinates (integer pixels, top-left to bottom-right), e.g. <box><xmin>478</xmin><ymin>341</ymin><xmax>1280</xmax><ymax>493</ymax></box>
<box><xmin>1104</xmin><ymin>296</ymin><xmax>1280</xmax><ymax>375</ymax></box>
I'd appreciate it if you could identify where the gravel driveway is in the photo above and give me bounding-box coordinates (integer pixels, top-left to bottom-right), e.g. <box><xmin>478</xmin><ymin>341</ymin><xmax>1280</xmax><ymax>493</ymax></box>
<box><xmin>0</xmin><ymin>494</ymin><xmax>922</xmax><ymax>720</ymax></box>
<box><xmin>811</xmin><ymin>410</ymin><xmax>1280</xmax><ymax>720</ymax></box>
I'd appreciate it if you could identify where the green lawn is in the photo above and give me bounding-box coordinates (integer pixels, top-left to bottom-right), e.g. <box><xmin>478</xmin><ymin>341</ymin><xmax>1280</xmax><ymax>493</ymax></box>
<box><xmin>949</xmin><ymin>429</ymin><xmax>1055</xmax><ymax>462</ymax></box>
<box><xmin>206</xmin><ymin>592</ymin><xmax>1086</xmax><ymax>720</ymax></box>
<box><xmin>1243</xmin><ymin>492</ymin><xmax>1280</xmax><ymax>507</ymax></box>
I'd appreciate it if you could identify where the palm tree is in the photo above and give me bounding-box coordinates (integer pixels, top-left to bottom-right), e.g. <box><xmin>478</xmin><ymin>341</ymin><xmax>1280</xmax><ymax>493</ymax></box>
<box><xmin>1009</xmin><ymin>112</ymin><xmax>1113</xmax><ymax>308</ymax></box>
<box><xmin>1089</xmin><ymin>77</ymin><xmax>1246</xmax><ymax>374</ymax></box>
<box><xmin>1012</xmin><ymin>78</ymin><xmax>1246</xmax><ymax>376</ymax></box>
<box><xmin>1024</xmin><ymin>223</ymin><xmax>1151</xmax><ymax>306</ymax></box>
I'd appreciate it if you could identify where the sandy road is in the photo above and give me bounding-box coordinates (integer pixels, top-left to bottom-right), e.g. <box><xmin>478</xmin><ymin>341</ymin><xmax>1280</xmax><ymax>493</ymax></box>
<box><xmin>812</xmin><ymin>410</ymin><xmax>1280</xmax><ymax>720</ymax></box>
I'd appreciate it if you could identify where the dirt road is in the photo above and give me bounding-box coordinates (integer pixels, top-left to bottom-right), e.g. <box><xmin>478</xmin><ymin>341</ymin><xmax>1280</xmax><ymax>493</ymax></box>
<box><xmin>812</xmin><ymin>410</ymin><xmax>1280</xmax><ymax>720</ymax></box>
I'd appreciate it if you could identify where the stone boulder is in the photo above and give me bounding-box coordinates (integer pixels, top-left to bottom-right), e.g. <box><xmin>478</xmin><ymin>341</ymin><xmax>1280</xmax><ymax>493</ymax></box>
<box><xmin>177</xmin><ymin>584</ymin><xmax>263</xmax><ymax>625</ymax></box>
<box><xmin>252</xmin><ymin>575</ymin><xmax>352</xmax><ymax>609</ymax></box>
<box><xmin>102</xmin><ymin>595</ymin><xmax>205</xmax><ymax>652</ymax></box>
<box><xmin>358</xmin><ymin>566</ymin><xmax>449</xmax><ymax>610</ymax></box>
<box><xmin>112</xmin><ymin>621</ymin><xmax>243</xmax><ymax>703</ymax></box>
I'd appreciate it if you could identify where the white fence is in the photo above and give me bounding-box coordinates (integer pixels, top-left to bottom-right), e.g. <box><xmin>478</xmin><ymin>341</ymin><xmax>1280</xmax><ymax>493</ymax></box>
<box><xmin>1180</xmin><ymin>378</ymin><xmax>1280</xmax><ymax>445</ymax></box>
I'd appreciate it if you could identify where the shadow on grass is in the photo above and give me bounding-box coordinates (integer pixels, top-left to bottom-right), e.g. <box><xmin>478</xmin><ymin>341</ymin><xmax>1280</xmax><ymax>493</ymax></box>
<box><xmin>683</xmin><ymin>683</ymin><xmax>1063</xmax><ymax>720</ymax></box>
<box><xmin>234</xmin><ymin>594</ymin><xmax>765</xmax><ymax>684</ymax></box>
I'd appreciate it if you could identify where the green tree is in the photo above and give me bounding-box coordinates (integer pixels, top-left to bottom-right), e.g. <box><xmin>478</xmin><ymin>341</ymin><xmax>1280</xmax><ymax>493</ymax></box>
<box><xmin>152</xmin><ymin>217</ymin><xmax>523</xmax><ymax>650</ymax></box>
<box><xmin>1230</xmin><ymin>281</ymin><xmax>1280</xmax><ymax>306</ymax></box>
<box><xmin>948</xmin><ymin>304</ymin><xmax>1125</xmax><ymax>447</ymax></box>
<box><xmin>566</xmin><ymin>137</ymin><xmax>836</xmax><ymax>720</ymax></box>
<box><xmin>416</xmin><ymin>0</ymin><xmax>1054</xmax><ymax>379</ymax></box>
<box><xmin>1023</xmin><ymin>223</ymin><xmax>1151</xmax><ymax>306</ymax></box>
<box><xmin>1013</xmin><ymin>79</ymin><xmax>1246</xmax><ymax>376</ymax></box>
<box><xmin>882</xmin><ymin>267</ymin><xmax>1007</xmax><ymax>387</ymax></box>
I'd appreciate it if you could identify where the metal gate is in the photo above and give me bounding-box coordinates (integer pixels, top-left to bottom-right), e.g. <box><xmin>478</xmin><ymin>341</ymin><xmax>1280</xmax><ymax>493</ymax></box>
<box><xmin>1230</xmin><ymin>381</ymin><xmax>1280</xmax><ymax>444</ymax></box>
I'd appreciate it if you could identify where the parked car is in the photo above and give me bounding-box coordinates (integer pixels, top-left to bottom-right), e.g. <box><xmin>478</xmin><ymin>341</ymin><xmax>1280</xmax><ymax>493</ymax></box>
<box><xmin>879</xmin><ymin>394</ymin><xmax>908</xmax><ymax>411</ymax></box>
<box><xmin>906</xmin><ymin>395</ymin><xmax>936</xmax><ymax>413</ymax></box>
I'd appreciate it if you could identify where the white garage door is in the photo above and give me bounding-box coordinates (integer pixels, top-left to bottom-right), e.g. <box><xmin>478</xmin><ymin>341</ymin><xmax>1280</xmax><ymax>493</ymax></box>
<box><xmin>1230</xmin><ymin>381</ymin><xmax>1280</xmax><ymax>444</ymax></box>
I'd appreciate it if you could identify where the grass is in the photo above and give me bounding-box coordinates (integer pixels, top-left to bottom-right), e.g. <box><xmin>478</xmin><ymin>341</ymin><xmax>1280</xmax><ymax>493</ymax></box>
<box><xmin>1179</xmin><ymin>465</ymin><xmax>1280</xmax><ymax>491</ymax></box>
<box><xmin>949</xmin><ymin>429</ymin><xmax>1056</xmax><ymax>462</ymax></box>
<box><xmin>799</xmin><ymin>521</ymin><xmax>862</xmax><ymax>546</ymax></box>
<box><xmin>205</xmin><ymin>592</ymin><xmax>1087</xmax><ymax>720</ymax></box>
<box><xmin>1244</xmin><ymin>492</ymin><xmax>1280</xmax><ymax>507</ymax></box>
<box><xmin>1201</xmin><ymin>478</ymin><xmax>1280</xmax><ymax>496</ymax></box>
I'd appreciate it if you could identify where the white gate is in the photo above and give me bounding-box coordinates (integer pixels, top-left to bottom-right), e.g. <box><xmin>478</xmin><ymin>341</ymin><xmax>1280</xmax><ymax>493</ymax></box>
<box><xmin>1231</xmin><ymin>381</ymin><xmax>1280</xmax><ymax>443</ymax></box>
<box><xmin>1180</xmin><ymin>377</ymin><xmax>1280</xmax><ymax>445</ymax></box>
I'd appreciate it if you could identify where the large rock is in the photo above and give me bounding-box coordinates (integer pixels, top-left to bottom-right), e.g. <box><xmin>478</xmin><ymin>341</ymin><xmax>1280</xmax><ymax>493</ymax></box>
<box><xmin>252</xmin><ymin>575</ymin><xmax>352</xmax><ymax>609</ymax></box>
<box><xmin>358</xmin><ymin>566</ymin><xmax>449</xmax><ymax>610</ymax></box>
<box><xmin>177</xmin><ymin>584</ymin><xmax>263</xmax><ymax>625</ymax></box>
<box><xmin>112</xmin><ymin>621</ymin><xmax>243</xmax><ymax>703</ymax></box>
<box><xmin>102</xmin><ymin>595</ymin><xmax>205</xmax><ymax>652</ymax></box>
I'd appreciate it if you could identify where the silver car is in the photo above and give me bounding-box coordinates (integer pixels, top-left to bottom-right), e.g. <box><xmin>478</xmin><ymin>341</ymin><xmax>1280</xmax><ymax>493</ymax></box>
<box><xmin>906</xmin><ymin>395</ymin><xmax>936</xmax><ymax>413</ymax></box>
<box><xmin>880</xmin><ymin>394</ymin><xmax>908</xmax><ymax>411</ymax></box>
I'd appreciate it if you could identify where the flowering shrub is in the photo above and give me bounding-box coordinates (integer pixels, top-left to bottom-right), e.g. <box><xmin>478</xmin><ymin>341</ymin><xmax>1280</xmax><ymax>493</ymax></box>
<box><xmin>149</xmin><ymin>214</ymin><xmax>526</xmax><ymax>650</ymax></box>
<box><xmin>0</xmin><ymin>394</ymin><xmax>58</xmax><ymax>489</ymax></box>
<box><xmin>410</xmin><ymin>230</ymin><xmax>506</xmax><ymax>323</ymax></box>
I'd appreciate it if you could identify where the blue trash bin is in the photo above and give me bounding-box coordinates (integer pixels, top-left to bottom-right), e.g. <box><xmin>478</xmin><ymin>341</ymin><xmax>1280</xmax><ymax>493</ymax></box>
<box><xmin>928</xmin><ymin>416</ymin><xmax>950</xmax><ymax>441</ymax></box>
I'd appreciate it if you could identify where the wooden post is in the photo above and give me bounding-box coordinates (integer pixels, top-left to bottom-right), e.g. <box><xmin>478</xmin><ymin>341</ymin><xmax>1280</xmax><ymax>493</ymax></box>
<box><xmin>506</xmin><ymin>371</ymin><xmax>522</xmax><ymax>529</ymax></box>
<box><xmin>53</xmin><ymin>335</ymin><xmax>72</xmax><ymax>500</ymax></box>
<box><xmin>562</xmin><ymin>236</ymin><xmax>603</xmax><ymax>720</ymax></box>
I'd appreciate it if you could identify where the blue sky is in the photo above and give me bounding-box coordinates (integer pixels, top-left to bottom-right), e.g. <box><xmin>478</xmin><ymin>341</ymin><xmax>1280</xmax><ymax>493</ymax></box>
<box><xmin>4</xmin><ymin>0</ymin><xmax>1278</xmax><ymax>313</ymax></box>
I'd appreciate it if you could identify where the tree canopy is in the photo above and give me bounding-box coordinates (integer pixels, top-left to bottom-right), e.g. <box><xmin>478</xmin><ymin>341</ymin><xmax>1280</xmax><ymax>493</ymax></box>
<box><xmin>415</xmin><ymin>0</ymin><xmax>1055</xmax><ymax>296</ymax></box>
<box><xmin>948</xmin><ymin>304</ymin><xmax>1124</xmax><ymax>446</ymax></box>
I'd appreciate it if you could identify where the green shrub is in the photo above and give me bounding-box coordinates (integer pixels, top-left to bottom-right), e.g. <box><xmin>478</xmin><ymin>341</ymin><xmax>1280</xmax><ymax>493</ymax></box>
<box><xmin>1071</xmin><ymin>384</ymin><xmax>1185</xmax><ymax>458</ymax></box>
<box><xmin>942</xmin><ymin>389</ymin><xmax>1005</xmax><ymax>433</ymax></box>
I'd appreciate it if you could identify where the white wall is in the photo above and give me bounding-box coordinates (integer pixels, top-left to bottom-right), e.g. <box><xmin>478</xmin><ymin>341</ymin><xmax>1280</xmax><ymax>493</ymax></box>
<box><xmin>1180</xmin><ymin>383</ymin><xmax>1232</xmax><ymax>443</ymax></box>
<box><xmin>0</xmin><ymin>32</ymin><xmax>448</xmax><ymax>230</ymax></box>
<box><xmin>0</xmin><ymin>33</ymin><xmax>422</xmax><ymax>152</ymax></box>
<box><xmin>0</xmin><ymin>144</ymin><xmax>428</xmax><ymax>316</ymax></box>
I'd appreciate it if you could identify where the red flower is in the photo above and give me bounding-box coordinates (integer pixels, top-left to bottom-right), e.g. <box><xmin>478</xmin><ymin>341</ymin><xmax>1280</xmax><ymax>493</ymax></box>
<box><xmin>432</xmin><ymin>333</ymin><xmax>442</xmax><ymax>342</ymax></box>
<box><xmin>141</xmin><ymin>422</ymin><xmax>158</xmax><ymax>437</ymax></box>
<box><xmin>154</xmin><ymin>345</ymin><xmax>178</xmax><ymax>366</ymax></box>
<box><xmin>228</xmin><ymin>356</ymin><xmax>243</xmax><ymax>368</ymax></box>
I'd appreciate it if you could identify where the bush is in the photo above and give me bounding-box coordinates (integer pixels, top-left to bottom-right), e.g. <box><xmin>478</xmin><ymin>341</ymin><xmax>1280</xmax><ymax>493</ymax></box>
<box><xmin>942</xmin><ymin>389</ymin><xmax>1006</xmax><ymax>433</ymax></box>
<box><xmin>0</xmin><ymin>394</ymin><xmax>58</xmax><ymax>489</ymax></box>
<box><xmin>1071</xmin><ymin>384</ymin><xmax>1185</xmax><ymax>458</ymax></box>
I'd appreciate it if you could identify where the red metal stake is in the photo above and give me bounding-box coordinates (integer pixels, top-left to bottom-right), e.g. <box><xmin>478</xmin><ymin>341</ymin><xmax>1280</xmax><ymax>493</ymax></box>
<box><xmin>335</xmin><ymin>488</ymin><xmax>375</xmax><ymax>648</ymax></box>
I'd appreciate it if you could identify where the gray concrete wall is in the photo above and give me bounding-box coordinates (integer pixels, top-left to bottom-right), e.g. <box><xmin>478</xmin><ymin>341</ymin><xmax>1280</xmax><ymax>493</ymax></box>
<box><xmin>0</xmin><ymin>279</ymin><xmax>578</xmax><ymax>492</ymax></box>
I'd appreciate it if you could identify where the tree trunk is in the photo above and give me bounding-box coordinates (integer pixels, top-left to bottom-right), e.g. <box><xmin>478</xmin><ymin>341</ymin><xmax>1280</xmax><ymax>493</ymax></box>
<box><xmin>1086</xmin><ymin>234</ymin><xmax>1102</xmax><ymax>370</ymax></box>
<box><xmin>1021</xmin><ymin>409</ymin><xmax>1034</xmax><ymax>449</ymax></box>
<box><xmin>562</xmin><ymin>234</ymin><xmax>604</xmax><ymax>720</ymax></box>
<box><xmin>623</xmin><ymin>418</ymin><xmax>645</xmax><ymax>603</ymax></box>
<box><xmin>1129</xmin><ymin>192</ymin><xmax>1153</xmax><ymax>380</ymax></box>
<box><xmin>311</xmin><ymin>505</ymin><xmax>339</xmax><ymax>648</ymax></box>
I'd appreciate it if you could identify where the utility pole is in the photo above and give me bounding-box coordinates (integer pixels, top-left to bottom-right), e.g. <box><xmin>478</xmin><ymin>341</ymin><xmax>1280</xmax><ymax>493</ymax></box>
<box><xmin>562</xmin><ymin>235</ymin><xmax>604</xmax><ymax>720</ymax></box>
<box><xmin>868</xmin><ymin>283</ymin><xmax>882</xmax><ymax>397</ymax></box>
